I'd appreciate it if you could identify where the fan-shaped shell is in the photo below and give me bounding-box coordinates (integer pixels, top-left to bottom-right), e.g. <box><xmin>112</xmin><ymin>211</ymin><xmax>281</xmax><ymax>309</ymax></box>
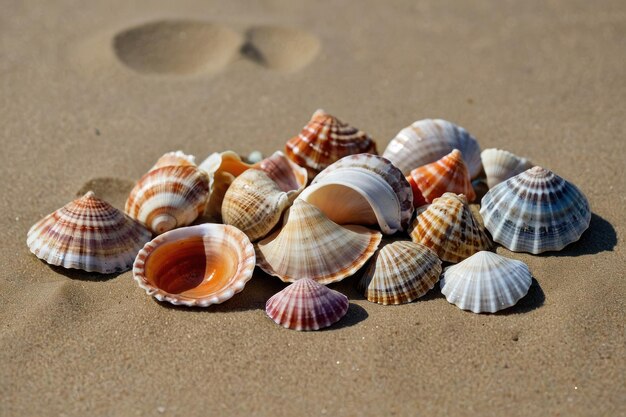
<box><xmin>256</xmin><ymin>150</ymin><xmax>308</xmax><ymax>194</ymax></box>
<box><xmin>410</xmin><ymin>192</ymin><xmax>492</xmax><ymax>263</ymax></box>
<box><xmin>383</xmin><ymin>119</ymin><xmax>482</xmax><ymax>179</ymax></box>
<box><xmin>150</xmin><ymin>150</ymin><xmax>196</xmax><ymax>170</ymax></box>
<box><xmin>285</xmin><ymin>109</ymin><xmax>378</xmax><ymax>178</ymax></box>
<box><xmin>481</xmin><ymin>148</ymin><xmax>533</xmax><ymax>189</ymax></box>
<box><xmin>27</xmin><ymin>191</ymin><xmax>152</xmax><ymax>273</ymax></box>
<box><xmin>407</xmin><ymin>149</ymin><xmax>475</xmax><ymax>207</ymax></box>
<box><xmin>125</xmin><ymin>165</ymin><xmax>209</xmax><ymax>234</ymax></box>
<box><xmin>440</xmin><ymin>251</ymin><xmax>532</xmax><ymax>313</ymax></box>
<box><xmin>133</xmin><ymin>224</ymin><xmax>255</xmax><ymax>307</ymax></box>
<box><xmin>222</xmin><ymin>169</ymin><xmax>291</xmax><ymax>242</ymax></box>
<box><xmin>256</xmin><ymin>199</ymin><xmax>382</xmax><ymax>284</ymax></box>
<box><xmin>480</xmin><ymin>166</ymin><xmax>591</xmax><ymax>254</ymax></box>
<box><xmin>359</xmin><ymin>241</ymin><xmax>442</xmax><ymax>305</ymax></box>
<box><xmin>266</xmin><ymin>278</ymin><xmax>349</xmax><ymax>330</ymax></box>
<box><xmin>300</xmin><ymin>154</ymin><xmax>414</xmax><ymax>234</ymax></box>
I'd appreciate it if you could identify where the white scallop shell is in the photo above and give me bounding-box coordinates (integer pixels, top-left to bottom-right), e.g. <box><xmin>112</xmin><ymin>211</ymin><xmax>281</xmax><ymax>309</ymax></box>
<box><xmin>481</xmin><ymin>148</ymin><xmax>533</xmax><ymax>189</ymax></box>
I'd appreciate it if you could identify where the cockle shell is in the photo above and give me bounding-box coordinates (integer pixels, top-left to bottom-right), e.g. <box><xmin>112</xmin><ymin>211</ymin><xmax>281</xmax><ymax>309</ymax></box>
<box><xmin>481</xmin><ymin>148</ymin><xmax>533</xmax><ymax>189</ymax></box>
<box><xmin>359</xmin><ymin>241</ymin><xmax>442</xmax><ymax>305</ymax></box>
<box><xmin>27</xmin><ymin>191</ymin><xmax>151</xmax><ymax>273</ymax></box>
<box><xmin>256</xmin><ymin>199</ymin><xmax>382</xmax><ymax>284</ymax></box>
<box><xmin>480</xmin><ymin>166</ymin><xmax>591</xmax><ymax>254</ymax></box>
<box><xmin>266</xmin><ymin>278</ymin><xmax>349</xmax><ymax>331</ymax></box>
<box><xmin>285</xmin><ymin>109</ymin><xmax>378</xmax><ymax>178</ymax></box>
<box><xmin>257</xmin><ymin>151</ymin><xmax>308</xmax><ymax>194</ymax></box>
<box><xmin>383</xmin><ymin>119</ymin><xmax>482</xmax><ymax>179</ymax></box>
<box><xmin>410</xmin><ymin>192</ymin><xmax>492</xmax><ymax>263</ymax></box>
<box><xmin>299</xmin><ymin>154</ymin><xmax>414</xmax><ymax>234</ymax></box>
<box><xmin>222</xmin><ymin>169</ymin><xmax>291</xmax><ymax>242</ymax></box>
<box><xmin>133</xmin><ymin>224</ymin><xmax>255</xmax><ymax>307</ymax></box>
<box><xmin>440</xmin><ymin>251</ymin><xmax>532</xmax><ymax>313</ymax></box>
<box><xmin>407</xmin><ymin>149</ymin><xmax>475</xmax><ymax>207</ymax></box>
<box><xmin>150</xmin><ymin>150</ymin><xmax>196</xmax><ymax>171</ymax></box>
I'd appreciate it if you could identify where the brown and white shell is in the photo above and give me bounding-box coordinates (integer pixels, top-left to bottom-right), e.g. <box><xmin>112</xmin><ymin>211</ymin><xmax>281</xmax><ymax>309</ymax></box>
<box><xmin>256</xmin><ymin>150</ymin><xmax>308</xmax><ymax>194</ymax></box>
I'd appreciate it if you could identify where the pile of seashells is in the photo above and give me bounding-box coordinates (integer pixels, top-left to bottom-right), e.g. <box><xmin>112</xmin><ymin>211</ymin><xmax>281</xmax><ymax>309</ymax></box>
<box><xmin>27</xmin><ymin>109</ymin><xmax>591</xmax><ymax>330</ymax></box>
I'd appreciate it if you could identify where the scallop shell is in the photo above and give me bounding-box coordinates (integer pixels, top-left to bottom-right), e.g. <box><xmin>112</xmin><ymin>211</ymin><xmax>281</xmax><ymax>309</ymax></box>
<box><xmin>27</xmin><ymin>191</ymin><xmax>152</xmax><ymax>273</ymax></box>
<box><xmin>383</xmin><ymin>119</ymin><xmax>482</xmax><ymax>179</ymax></box>
<box><xmin>481</xmin><ymin>148</ymin><xmax>533</xmax><ymax>189</ymax></box>
<box><xmin>299</xmin><ymin>154</ymin><xmax>414</xmax><ymax>234</ymax></box>
<box><xmin>125</xmin><ymin>165</ymin><xmax>209</xmax><ymax>234</ymax></box>
<box><xmin>257</xmin><ymin>150</ymin><xmax>308</xmax><ymax>194</ymax></box>
<box><xmin>266</xmin><ymin>278</ymin><xmax>349</xmax><ymax>330</ymax></box>
<box><xmin>480</xmin><ymin>166</ymin><xmax>591</xmax><ymax>254</ymax></box>
<box><xmin>256</xmin><ymin>199</ymin><xmax>382</xmax><ymax>284</ymax></box>
<box><xmin>440</xmin><ymin>251</ymin><xmax>532</xmax><ymax>313</ymax></box>
<box><xmin>359</xmin><ymin>241</ymin><xmax>442</xmax><ymax>305</ymax></box>
<box><xmin>222</xmin><ymin>169</ymin><xmax>291</xmax><ymax>242</ymax></box>
<box><xmin>150</xmin><ymin>150</ymin><xmax>196</xmax><ymax>170</ymax></box>
<box><xmin>133</xmin><ymin>224</ymin><xmax>255</xmax><ymax>307</ymax></box>
<box><xmin>410</xmin><ymin>192</ymin><xmax>492</xmax><ymax>263</ymax></box>
<box><xmin>407</xmin><ymin>149</ymin><xmax>476</xmax><ymax>207</ymax></box>
<box><xmin>285</xmin><ymin>109</ymin><xmax>378</xmax><ymax>178</ymax></box>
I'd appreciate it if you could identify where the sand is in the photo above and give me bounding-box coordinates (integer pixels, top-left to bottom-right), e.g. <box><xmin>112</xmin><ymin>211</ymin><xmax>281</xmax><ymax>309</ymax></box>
<box><xmin>1</xmin><ymin>0</ymin><xmax>625</xmax><ymax>416</ymax></box>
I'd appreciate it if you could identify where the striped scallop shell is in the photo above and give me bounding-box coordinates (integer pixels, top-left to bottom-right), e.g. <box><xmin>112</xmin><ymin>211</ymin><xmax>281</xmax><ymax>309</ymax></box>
<box><xmin>256</xmin><ymin>199</ymin><xmax>382</xmax><ymax>284</ymax></box>
<box><xmin>285</xmin><ymin>109</ymin><xmax>378</xmax><ymax>178</ymax></box>
<box><xmin>359</xmin><ymin>241</ymin><xmax>442</xmax><ymax>305</ymax></box>
<box><xmin>150</xmin><ymin>150</ymin><xmax>196</xmax><ymax>170</ymax></box>
<box><xmin>256</xmin><ymin>151</ymin><xmax>308</xmax><ymax>194</ymax></box>
<box><xmin>133</xmin><ymin>224</ymin><xmax>255</xmax><ymax>307</ymax></box>
<box><xmin>383</xmin><ymin>119</ymin><xmax>482</xmax><ymax>179</ymax></box>
<box><xmin>27</xmin><ymin>191</ymin><xmax>151</xmax><ymax>273</ymax></box>
<box><xmin>407</xmin><ymin>149</ymin><xmax>475</xmax><ymax>207</ymax></box>
<box><xmin>480</xmin><ymin>166</ymin><xmax>591</xmax><ymax>254</ymax></box>
<box><xmin>222</xmin><ymin>169</ymin><xmax>291</xmax><ymax>242</ymax></box>
<box><xmin>266</xmin><ymin>278</ymin><xmax>349</xmax><ymax>331</ymax></box>
<box><xmin>410</xmin><ymin>192</ymin><xmax>492</xmax><ymax>263</ymax></box>
<box><xmin>440</xmin><ymin>251</ymin><xmax>532</xmax><ymax>313</ymax></box>
<box><xmin>300</xmin><ymin>154</ymin><xmax>414</xmax><ymax>234</ymax></box>
<box><xmin>481</xmin><ymin>148</ymin><xmax>533</xmax><ymax>189</ymax></box>
<box><xmin>125</xmin><ymin>165</ymin><xmax>209</xmax><ymax>234</ymax></box>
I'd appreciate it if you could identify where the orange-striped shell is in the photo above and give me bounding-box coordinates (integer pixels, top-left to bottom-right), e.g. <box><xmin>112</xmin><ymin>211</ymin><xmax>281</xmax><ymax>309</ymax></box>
<box><xmin>150</xmin><ymin>150</ymin><xmax>196</xmax><ymax>171</ymax></box>
<box><xmin>285</xmin><ymin>109</ymin><xmax>378</xmax><ymax>178</ymax></box>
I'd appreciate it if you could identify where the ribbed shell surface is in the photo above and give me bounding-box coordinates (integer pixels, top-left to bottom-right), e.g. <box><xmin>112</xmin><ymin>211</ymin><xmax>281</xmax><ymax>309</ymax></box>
<box><xmin>481</xmin><ymin>148</ymin><xmax>533</xmax><ymax>189</ymax></box>
<box><xmin>480</xmin><ymin>166</ymin><xmax>591</xmax><ymax>254</ymax></box>
<box><xmin>27</xmin><ymin>191</ymin><xmax>152</xmax><ymax>273</ymax></box>
<box><xmin>359</xmin><ymin>241</ymin><xmax>442</xmax><ymax>305</ymax></box>
<box><xmin>150</xmin><ymin>150</ymin><xmax>196</xmax><ymax>170</ymax></box>
<box><xmin>266</xmin><ymin>278</ymin><xmax>349</xmax><ymax>330</ymax></box>
<box><xmin>440</xmin><ymin>251</ymin><xmax>532</xmax><ymax>313</ymax></box>
<box><xmin>410</xmin><ymin>192</ymin><xmax>492</xmax><ymax>263</ymax></box>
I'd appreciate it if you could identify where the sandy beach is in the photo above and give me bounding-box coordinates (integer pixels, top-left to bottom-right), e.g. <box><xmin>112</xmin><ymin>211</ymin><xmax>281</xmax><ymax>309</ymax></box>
<box><xmin>1</xmin><ymin>1</ymin><xmax>625</xmax><ymax>416</ymax></box>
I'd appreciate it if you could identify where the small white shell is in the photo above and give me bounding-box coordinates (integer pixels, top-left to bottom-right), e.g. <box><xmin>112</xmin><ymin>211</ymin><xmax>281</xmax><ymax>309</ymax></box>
<box><xmin>481</xmin><ymin>148</ymin><xmax>533</xmax><ymax>189</ymax></box>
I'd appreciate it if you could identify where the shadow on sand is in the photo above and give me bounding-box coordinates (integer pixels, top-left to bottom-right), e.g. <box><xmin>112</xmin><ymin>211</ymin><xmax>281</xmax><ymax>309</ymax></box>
<box><xmin>47</xmin><ymin>264</ymin><xmax>122</xmax><ymax>281</ymax></box>
<box><xmin>539</xmin><ymin>213</ymin><xmax>617</xmax><ymax>257</ymax></box>
<box><xmin>496</xmin><ymin>278</ymin><xmax>545</xmax><ymax>315</ymax></box>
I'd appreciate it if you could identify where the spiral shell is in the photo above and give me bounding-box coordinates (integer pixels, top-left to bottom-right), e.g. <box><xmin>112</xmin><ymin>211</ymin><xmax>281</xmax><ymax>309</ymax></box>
<box><xmin>480</xmin><ymin>148</ymin><xmax>533</xmax><ymax>189</ymax></box>
<box><xmin>150</xmin><ymin>150</ymin><xmax>196</xmax><ymax>171</ymax></box>
<box><xmin>27</xmin><ymin>191</ymin><xmax>152</xmax><ymax>273</ymax></box>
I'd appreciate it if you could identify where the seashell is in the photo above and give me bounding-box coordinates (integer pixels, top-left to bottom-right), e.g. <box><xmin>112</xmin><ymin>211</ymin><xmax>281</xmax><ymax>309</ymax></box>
<box><xmin>133</xmin><ymin>224</ymin><xmax>255</xmax><ymax>307</ymax></box>
<box><xmin>125</xmin><ymin>165</ymin><xmax>209</xmax><ymax>234</ymax></box>
<box><xmin>245</xmin><ymin>150</ymin><xmax>264</xmax><ymax>164</ymax></box>
<box><xmin>265</xmin><ymin>278</ymin><xmax>349</xmax><ymax>331</ymax></box>
<box><xmin>256</xmin><ymin>151</ymin><xmax>308</xmax><ymax>195</ymax></box>
<box><xmin>480</xmin><ymin>166</ymin><xmax>591</xmax><ymax>254</ymax></box>
<box><xmin>410</xmin><ymin>192</ymin><xmax>492</xmax><ymax>263</ymax></box>
<box><xmin>256</xmin><ymin>199</ymin><xmax>382</xmax><ymax>284</ymax></box>
<box><xmin>150</xmin><ymin>150</ymin><xmax>196</xmax><ymax>171</ymax></box>
<box><xmin>440</xmin><ymin>251</ymin><xmax>532</xmax><ymax>313</ymax></box>
<box><xmin>27</xmin><ymin>191</ymin><xmax>151</xmax><ymax>273</ymax></box>
<box><xmin>359</xmin><ymin>241</ymin><xmax>442</xmax><ymax>305</ymax></box>
<box><xmin>285</xmin><ymin>109</ymin><xmax>378</xmax><ymax>178</ymax></box>
<box><xmin>222</xmin><ymin>169</ymin><xmax>291</xmax><ymax>242</ymax></box>
<box><xmin>383</xmin><ymin>119</ymin><xmax>482</xmax><ymax>179</ymax></box>
<box><xmin>406</xmin><ymin>149</ymin><xmax>475</xmax><ymax>207</ymax></box>
<box><xmin>299</xmin><ymin>153</ymin><xmax>413</xmax><ymax>234</ymax></box>
<box><xmin>481</xmin><ymin>148</ymin><xmax>533</xmax><ymax>189</ymax></box>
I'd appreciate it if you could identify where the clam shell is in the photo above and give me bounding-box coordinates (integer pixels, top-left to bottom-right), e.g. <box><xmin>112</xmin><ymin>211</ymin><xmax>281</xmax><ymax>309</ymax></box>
<box><xmin>410</xmin><ymin>192</ymin><xmax>492</xmax><ymax>263</ymax></box>
<box><xmin>125</xmin><ymin>165</ymin><xmax>209</xmax><ymax>234</ymax></box>
<box><xmin>266</xmin><ymin>278</ymin><xmax>349</xmax><ymax>331</ymax></box>
<box><xmin>257</xmin><ymin>150</ymin><xmax>308</xmax><ymax>194</ymax></box>
<box><xmin>480</xmin><ymin>166</ymin><xmax>591</xmax><ymax>254</ymax></box>
<box><xmin>407</xmin><ymin>149</ymin><xmax>475</xmax><ymax>207</ymax></box>
<box><xmin>256</xmin><ymin>199</ymin><xmax>382</xmax><ymax>284</ymax></box>
<box><xmin>222</xmin><ymin>169</ymin><xmax>291</xmax><ymax>242</ymax></box>
<box><xmin>440</xmin><ymin>251</ymin><xmax>532</xmax><ymax>313</ymax></box>
<box><xmin>285</xmin><ymin>109</ymin><xmax>378</xmax><ymax>178</ymax></box>
<box><xmin>382</xmin><ymin>119</ymin><xmax>482</xmax><ymax>179</ymax></box>
<box><xmin>481</xmin><ymin>148</ymin><xmax>533</xmax><ymax>189</ymax></box>
<box><xmin>133</xmin><ymin>224</ymin><xmax>255</xmax><ymax>307</ymax></box>
<box><xmin>27</xmin><ymin>191</ymin><xmax>152</xmax><ymax>273</ymax></box>
<box><xmin>359</xmin><ymin>241</ymin><xmax>442</xmax><ymax>305</ymax></box>
<box><xmin>300</xmin><ymin>153</ymin><xmax>414</xmax><ymax>234</ymax></box>
<box><xmin>150</xmin><ymin>150</ymin><xmax>196</xmax><ymax>170</ymax></box>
